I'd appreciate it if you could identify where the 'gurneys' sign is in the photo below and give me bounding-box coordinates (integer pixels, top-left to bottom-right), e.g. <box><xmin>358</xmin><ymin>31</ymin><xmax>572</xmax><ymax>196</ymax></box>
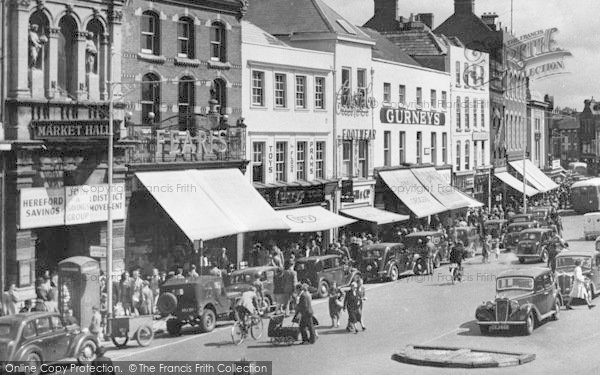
<box><xmin>380</xmin><ymin>108</ymin><xmax>446</xmax><ymax>125</ymax></box>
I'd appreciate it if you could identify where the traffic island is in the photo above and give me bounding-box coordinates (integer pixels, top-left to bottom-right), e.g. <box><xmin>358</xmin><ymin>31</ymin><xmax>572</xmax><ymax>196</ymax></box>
<box><xmin>392</xmin><ymin>345</ymin><xmax>535</xmax><ymax>368</ymax></box>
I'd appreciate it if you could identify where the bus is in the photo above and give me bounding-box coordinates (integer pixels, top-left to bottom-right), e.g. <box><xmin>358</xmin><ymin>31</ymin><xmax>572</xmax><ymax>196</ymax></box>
<box><xmin>571</xmin><ymin>177</ymin><xmax>600</xmax><ymax>213</ymax></box>
<box><xmin>568</xmin><ymin>162</ymin><xmax>588</xmax><ymax>176</ymax></box>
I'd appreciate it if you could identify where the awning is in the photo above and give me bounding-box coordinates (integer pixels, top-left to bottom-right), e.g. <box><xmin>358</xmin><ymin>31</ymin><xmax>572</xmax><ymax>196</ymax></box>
<box><xmin>136</xmin><ymin>169</ymin><xmax>289</xmax><ymax>242</ymax></box>
<box><xmin>457</xmin><ymin>191</ymin><xmax>484</xmax><ymax>208</ymax></box>
<box><xmin>340</xmin><ymin>206</ymin><xmax>409</xmax><ymax>225</ymax></box>
<box><xmin>495</xmin><ymin>172</ymin><xmax>539</xmax><ymax>197</ymax></box>
<box><xmin>379</xmin><ymin>170</ymin><xmax>447</xmax><ymax>218</ymax></box>
<box><xmin>276</xmin><ymin>206</ymin><xmax>356</xmax><ymax>233</ymax></box>
<box><xmin>510</xmin><ymin>159</ymin><xmax>559</xmax><ymax>192</ymax></box>
<box><xmin>411</xmin><ymin>167</ymin><xmax>472</xmax><ymax>210</ymax></box>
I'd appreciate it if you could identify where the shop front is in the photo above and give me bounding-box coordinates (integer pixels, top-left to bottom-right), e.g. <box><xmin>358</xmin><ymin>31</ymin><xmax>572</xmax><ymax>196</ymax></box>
<box><xmin>454</xmin><ymin>171</ymin><xmax>475</xmax><ymax>197</ymax></box>
<box><xmin>509</xmin><ymin>159</ymin><xmax>559</xmax><ymax>194</ymax></box>
<box><xmin>544</xmin><ymin>159</ymin><xmax>567</xmax><ymax>184</ymax></box>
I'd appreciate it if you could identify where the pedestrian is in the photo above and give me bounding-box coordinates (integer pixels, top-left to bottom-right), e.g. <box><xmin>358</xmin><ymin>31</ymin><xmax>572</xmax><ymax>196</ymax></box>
<box><xmin>482</xmin><ymin>235</ymin><xmax>491</xmax><ymax>263</ymax></box>
<box><xmin>173</xmin><ymin>267</ymin><xmax>185</xmax><ymax>279</ymax></box>
<box><xmin>566</xmin><ymin>259</ymin><xmax>595</xmax><ymax>310</ymax></box>
<box><xmin>140</xmin><ymin>281</ymin><xmax>153</xmax><ymax>315</ymax></box>
<box><xmin>131</xmin><ymin>269</ymin><xmax>143</xmax><ymax>315</ymax></box>
<box><xmin>425</xmin><ymin>236</ymin><xmax>435</xmax><ymax>275</ymax></box>
<box><xmin>216</xmin><ymin>248</ymin><xmax>230</xmax><ymax>270</ymax></box>
<box><xmin>89</xmin><ymin>306</ymin><xmax>102</xmax><ymax>340</ymax></box>
<box><xmin>356</xmin><ymin>277</ymin><xmax>367</xmax><ymax>330</ymax></box>
<box><xmin>2</xmin><ymin>284</ymin><xmax>18</xmax><ymax>316</ymax></box>
<box><xmin>343</xmin><ymin>282</ymin><xmax>364</xmax><ymax>333</ymax></box>
<box><xmin>150</xmin><ymin>269</ymin><xmax>161</xmax><ymax>314</ymax></box>
<box><xmin>328</xmin><ymin>282</ymin><xmax>343</xmax><ymax>328</ymax></box>
<box><xmin>118</xmin><ymin>272</ymin><xmax>132</xmax><ymax>316</ymax></box>
<box><xmin>188</xmin><ymin>264</ymin><xmax>199</xmax><ymax>278</ymax></box>
<box><xmin>252</xmin><ymin>274</ymin><xmax>265</xmax><ymax>312</ymax></box>
<box><xmin>296</xmin><ymin>283</ymin><xmax>316</xmax><ymax>344</ymax></box>
<box><xmin>91</xmin><ymin>346</ymin><xmax>116</xmax><ymax>375</ymax></box>
<box><xmin>281</xmin><ymin>260</ymin><xmax>298</xmax><ymax>315</ymax></box>
<box><xmin>20</xmin><ymin>299</ymin><xmax>33</xmax><ymax>313</ymax></box>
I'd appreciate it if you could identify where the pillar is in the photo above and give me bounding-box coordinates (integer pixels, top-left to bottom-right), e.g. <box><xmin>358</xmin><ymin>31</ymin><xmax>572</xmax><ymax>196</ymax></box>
<box><xmin>109</xmin><ymin>6</ymin><xmax>123</xmax><ymax>97</ymax></box>
<box><xmin>75</xmin><ymin>31</ymin><xmax>88</xmax><ymax>100</ymax></box>
<box><xmin>99</xmin><ymin>33</ymin><xmax>109</xmax><ymax>100</ymax></box>
<box><xmin>236</xmin><ymin>233</ymin><xmax>244</xmax><ymax>268</ymax></box>
<box><xmin>7</xmin><ymin>0</ymin><xmax>32</xmax><ymax>99</ymax></box>
<box><xmin>46</xmin><ymin>27</ymin><xmax>60</xmax><ymax>99</ymax></box>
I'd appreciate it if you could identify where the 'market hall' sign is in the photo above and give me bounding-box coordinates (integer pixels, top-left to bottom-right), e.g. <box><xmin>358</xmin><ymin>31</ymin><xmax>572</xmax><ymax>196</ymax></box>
<box><xmin>380</xmin><ymin>108</ymin><xmax>446</xmax><ymax>126</ymax></box>
<box><xmin>31</xmin><ymin>120</ymin><xmax>121</xmax><ymax>140</ymax></box>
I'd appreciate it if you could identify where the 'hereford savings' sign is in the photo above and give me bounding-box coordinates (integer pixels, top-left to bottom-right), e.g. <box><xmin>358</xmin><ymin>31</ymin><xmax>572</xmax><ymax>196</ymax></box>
<box><xmin>380</xmin><ymin>108</ymin><xmax>446</xmax><ymax>125</ymax></box>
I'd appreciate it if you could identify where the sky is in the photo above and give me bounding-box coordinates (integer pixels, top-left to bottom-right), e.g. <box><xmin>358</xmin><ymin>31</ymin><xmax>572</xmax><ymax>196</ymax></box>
<box><xmin>323</xmin><ymin>0</ymin><xmax>600</xmax><ymax>111</ymax></box>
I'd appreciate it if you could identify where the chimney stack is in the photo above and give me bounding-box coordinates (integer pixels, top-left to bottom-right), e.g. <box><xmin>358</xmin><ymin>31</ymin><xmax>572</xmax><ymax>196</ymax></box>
<box><xmin>481</xmin><ymin>12</ymin><xmax>498</xmax><ymax>30</ymax></box>
<box><xmin>455</xmin><ymin>0</ymin><xmax>474</xmax><ymax>15</ymax></box>
<box><xmin>416</xmin><ymin>13</ymin><xmax>434</xmax><ymax>29</ymax></box>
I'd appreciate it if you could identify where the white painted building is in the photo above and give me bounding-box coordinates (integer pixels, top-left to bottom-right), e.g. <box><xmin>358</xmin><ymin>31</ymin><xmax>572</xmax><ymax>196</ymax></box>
<box><xmin>527</xmin><ymin>91</ymin><xmax>548</xmax><ymax>169</ymax></box>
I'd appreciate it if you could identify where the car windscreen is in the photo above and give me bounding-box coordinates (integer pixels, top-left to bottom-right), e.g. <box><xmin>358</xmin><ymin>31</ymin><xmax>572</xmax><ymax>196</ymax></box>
<box><xmin>404</xmin><ymin>237</ymin><xmax>425</xmax><ymax>247</ymax></box>
<box><xmin>0</xmin><ymin>324</ymin><xmax>15</xmax><ymax>339</ymax></box>
<box><xmin>496</xmin><ymin>277</ymin><xmax>534</xmax><ymax>291</ymax></box>
<box><xmin>556</xmin><ymin>256</ymin><xmax>592</xmax><ymax>270</ymax></box>
<box><xmin>519</xmin><ymin>232</ymin><xmax>540</xmax><ymax>241</ymax></box>
<box><xmin>230</xmin><ymin>274</ymin><xmax>254</xmax><ymax>284</ymax></box>
<box><xmin>362</xmin><ymin>249</ymin><xmax>383</xmax><ymax>258</ymax></box>
<box><xmin>512</xmin><ymin>217</ymin><xmax>529</xmax><ymax>223</ymax></box>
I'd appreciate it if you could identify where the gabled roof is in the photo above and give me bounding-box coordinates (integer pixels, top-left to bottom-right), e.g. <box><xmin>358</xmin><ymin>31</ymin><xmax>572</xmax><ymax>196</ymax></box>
<box><xmin>245</xmin><ymin>0</ymin><xmax>371</xmax><ymax>41</ymax></box>
<box><xmin>382</xmin><ymin>29</ymin><xmax>447</xmax><ymax>56</ymax></box>
<box><xmin>359</xmin><ymin>27</ymin><xmax>420</xmax><ymax>67</ymax></box>
<box><xmin>242</xmin><ymin>21</ymin><xmax>289</xmax><ymax>47</ymax></box>
<box><xmin>434</xmin><ymin>13</ymin><xmax>500</xmax><ymax>53</ymax></box>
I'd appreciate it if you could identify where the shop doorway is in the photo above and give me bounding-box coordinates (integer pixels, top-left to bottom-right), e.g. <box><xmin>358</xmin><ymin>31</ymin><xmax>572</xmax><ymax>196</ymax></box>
<box><xmin>35</xmin><ymin>224</ymin><xmax>97</xmax><ymax>276</ymax></box>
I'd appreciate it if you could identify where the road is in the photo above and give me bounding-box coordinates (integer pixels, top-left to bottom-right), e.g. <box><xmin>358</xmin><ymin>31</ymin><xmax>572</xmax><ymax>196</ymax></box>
<box><xmin>104</xmin><ymin>215</ymin><xmax>600</xmax><ymax>375</ymax></box>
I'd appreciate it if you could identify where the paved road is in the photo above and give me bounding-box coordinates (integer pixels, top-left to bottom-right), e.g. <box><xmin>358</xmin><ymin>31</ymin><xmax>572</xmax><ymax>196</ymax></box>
<box><xmin>104</xmin><ymin>215</ymin><xmax>600</xmax><ymax>374</ymax></box>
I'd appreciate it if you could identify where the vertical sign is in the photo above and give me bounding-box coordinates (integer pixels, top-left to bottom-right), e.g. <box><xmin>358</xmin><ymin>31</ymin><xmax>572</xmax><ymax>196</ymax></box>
<box><xmin>308</xmin><ymin>141</ymin><xmax>315</xmax><ymax>178</ymax></box>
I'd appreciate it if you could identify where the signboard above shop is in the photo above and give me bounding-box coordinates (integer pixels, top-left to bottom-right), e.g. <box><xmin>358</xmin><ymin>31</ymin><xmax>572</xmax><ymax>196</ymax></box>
<box><xmin>31</xmin><ymin>120</ymin><xmax>121</xmax><ymax>140</ymax></box>
<box><xmin>380</xmin><ymin>108</ymin><xmax>445</xmax><ymax>125</ymax></box>
<box><xmin>341</xmin><ymin>129</ymin><xmax>376</xmax><ymax>141</ymax></box>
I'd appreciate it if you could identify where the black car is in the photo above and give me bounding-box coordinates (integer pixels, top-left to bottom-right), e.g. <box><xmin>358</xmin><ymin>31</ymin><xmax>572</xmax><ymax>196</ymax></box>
<box><xmin>358</xmin><ymin>243</ymin><xmax>412</xmax><ymax>282</ymax></box>
<box><xmin>515</xmin><ymin>228</ymin><xmax>555</xmax><ymax>264</ymax></box>
<box><xmin>503</xmin><ymin>222</ymin><xmax>539</xmax><ymax>251</ymax></box>
<box><xmin>295</xmin><ymin>255</ymin><xmax>360</xmax><ymax>298</ymax></box>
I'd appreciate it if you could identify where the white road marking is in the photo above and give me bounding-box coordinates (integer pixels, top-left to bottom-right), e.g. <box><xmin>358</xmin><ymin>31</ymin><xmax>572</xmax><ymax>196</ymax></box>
<box><xmin>421</xmin><ymin>327</ymin><xmax>461</xmax><ymax>344</ymax></box>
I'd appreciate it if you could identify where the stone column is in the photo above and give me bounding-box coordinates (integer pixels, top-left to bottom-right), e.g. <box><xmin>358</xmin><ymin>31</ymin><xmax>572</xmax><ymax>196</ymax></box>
<box><xmin>75</xmin><ymin>31</ymin><xmax>88</xmax><ymax>100</ymax></box>
<box><xmin>7</xmin><ymin>0</ymin><xmax>32</xmax><ymax>99</ymax></box>
<box><xmin>108</xmin><ymin>7</ymin><xmax>123</xmax><ymax>97</ymax></box>
<box><xmin>99</xmin><ymin>33</ymin><xmax>109</xmax><ymax>100</ymax></box>
<box><xmin>46</xmin><ymin>27</ymin><xmax>60</xmax><ymax>99</ymax></box>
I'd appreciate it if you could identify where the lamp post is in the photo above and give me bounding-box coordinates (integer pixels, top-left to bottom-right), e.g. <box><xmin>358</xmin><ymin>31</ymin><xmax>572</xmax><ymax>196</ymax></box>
<box><xmin>107</xmin><ymin>80</ymin><xmax>115</xmax><ymax>318</ymax></box>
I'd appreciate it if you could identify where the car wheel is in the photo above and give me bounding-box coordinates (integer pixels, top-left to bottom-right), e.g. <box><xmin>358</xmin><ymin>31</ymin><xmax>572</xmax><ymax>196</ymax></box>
<box><xmin>199</xmin><ymin>309</ymin><xmax>217</xmax><ymax>333</ymax></box>
<box><xmin>317</xmin><ymin>280</ymin><xmax>330</xmax><ymax>298</ymax></box>
<box><xmin>166</xmin><ymin>318</ymin><xmax>182</xmax><ymax>336</ymax></box>
<box><xmin>157</xmin><ymin>292</ymin><xmax>178</xmax><ymax>315</ymax></box>
<box><xmin>522</xmin><ymin>313</ymin><xmax>535</xmax><ymax>335</ymax></box>
<box><xmin>25</xmin><ymin>351</ymin><xmax>42</xmax><ymax>375</ymax></box>
<box><xmin>111</xmin><ymin>334</ymin><xmax>130</xmax><ymax>348</ymax></box>
<box><xmin>519</xmin><ymin>257</ymin><xmax>525</xmax><ymax>264</ymax></box>
<box><xmin>77</xmin><ymin>339</ymin><xmax>97</xmax><ymax>364</ymax></box>
<box><xmin>479</xmin><ymin>325</ymin><xmax>489</xmax><ymax>335</ymax></box>
<box><xmin>414</xmin><ymin>259</ymin><xmax>425</xmax><ymax>275</ymax></box>
<box><xmin>136</xmin><ymin>325</ymin><xmax>154</xmax><ymax>347</ymax></box>
<box><xmin>541</xmin><ymin>249</ymin><xmax>549</xmax><ymax>263</ymax></box>
<box><xmin>389</xmin><ymin>265</ymin><xmax>399</xmax><ymax>281</ymax></box>
<box><xmin>553</xmin><ymin>299</ymin><xmax>560</xmax><ymax>321</ymax></box>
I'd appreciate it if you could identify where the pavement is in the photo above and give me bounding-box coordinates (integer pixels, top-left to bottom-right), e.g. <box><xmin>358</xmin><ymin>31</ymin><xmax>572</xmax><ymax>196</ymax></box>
<box><xmin>94</xmin><ymin>214</ymin><xmax>600</xmax><ymax>375</ymax></box>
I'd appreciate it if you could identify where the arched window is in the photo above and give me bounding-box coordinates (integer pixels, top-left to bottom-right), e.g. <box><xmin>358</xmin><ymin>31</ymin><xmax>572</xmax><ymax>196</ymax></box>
<box><xmin>141</xmin><ymin>73</ymin><xmax>160</xmax><ymax>124</ymax></box>
<box><xmin>210</xmin><ymin>22</ymin><xmax>226</xmax><ymax>62</ymax></box>
<box><xmin>212</xmin><ymin>78</ymin><xmax>227</xmax><ymax>114</ymax></box>
<box><xmin>58</xmin><ymin>16</ymin><xmax>78</xmax><ymax>97</ymax></box>
<box><xmin>141</xmin><ymin>11</ymin><xmax>160</xmax><ymax>55</ymax></box>
<box><xmin>177</xmin><ymin>17</ymin><xmax>194</xmax><ymax>58</ymax></box>
<box><xmin>178</xmin><ymin>76</ymin><xmax>195</xmax><ymax>130</ymax></box>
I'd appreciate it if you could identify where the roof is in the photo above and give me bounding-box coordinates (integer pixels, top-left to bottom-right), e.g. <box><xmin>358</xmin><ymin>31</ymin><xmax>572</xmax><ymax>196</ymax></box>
<box><xmin>242</xmin><ymin>21</ymin><xmax>289</xmax><ymax>47</ymax></box>
<box><xmin>246</xmin><ymin>0</ymin><xmax>371</xmax><ymax>42</ymax></box>
<box><xmin>556</xmin><ymin>250</ymin><xmax>598</xmax><ymax>258</ymax></box>
<box><xmin>520</xmin><ymin>228</ymin><xmax>553</xmax><ymax>233</ymax></box>
<box><xmin>508</xmin><ymin>222</ymin><xmax>537</xmax><ymax>227</ymax></box>
<box><xmin>296</xmin><ymin>254</ymin><xmax>340</xmax><ymax>262</ymax></box>
<box><xmin>405</xmin><ymin>231</ymin><xmax>441</xmax><ymax>237</ymax></box>
<box><xmin>230</xmin><ymin>265</ymin><xmax>280</xmax><ymax>276</ymax></box>
<box><xmin>571</xmin><ymin>177</ymin><xmax>600</xmax><ymax>188</ymax></box>
<box><xmin>0</xmin><ymin>311</ymin><xmax>56</xmax><ymax>324</ymax></box>
<box><xmin>434</xmin><ymin>13</ymin><xmax>500</xmax><ymax>54</ymax></box>
<box><xmin>359</xmin><ymin>27</ymin><xmax>420</xmax><ymax>66</ymax></box>
<box><xmin>381</xmin><ymin>29</ymin><xmax>447</xmax><ymax>57</ymax></box>
<box><xmin>498</xmin><ymin>267</ymin><xmax>550</xmax><ymax>278</ymax></box>
<box><xmin>362</xmin><ymin>243</ymin><xmax>404</xmax><ymax>250</ymax></box>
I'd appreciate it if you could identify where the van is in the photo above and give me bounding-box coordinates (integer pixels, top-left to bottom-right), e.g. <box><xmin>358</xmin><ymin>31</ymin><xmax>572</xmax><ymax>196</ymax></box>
<box><xmin>583</xmin><ymin>212</ymin><xmax>600</xmax><ymax>240</ymax></box>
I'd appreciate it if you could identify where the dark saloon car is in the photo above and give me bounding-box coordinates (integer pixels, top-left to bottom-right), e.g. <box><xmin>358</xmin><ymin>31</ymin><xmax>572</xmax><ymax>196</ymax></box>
<box><xmin>515</xmin><ymin>228</ymin><xmax>555</xmax><ymax>264</ymax></box>
<box><xmin>295</xmin><ymin>255</ymin><xmax>360</xmax><ymax>298</ymax></box>
<box><xmin>475</xmin><ymin>268</ymin><xmax>560</xmax><ymax>335</ymax></box>
<box><xmin>529</xmin><ymin>206</ymin><xmax>553</xmax><ymax>226</ymax></box>
<box><xmin>503</xmin><ymin>222</ymin><xmax>539</xmax><ymax>251</ymax></box>
<box><xmin>225</xmin><ymin>266</ymin><xmax>279</xmax><ymax>310</ymax></box>
<box><xmin>555</xmin><ymin>250</ymin><xmax>600</xmax><ymax>303</ymax></box>
<box><xmin>358</xmin><ymin>243</ymin><xmax>412</xmax><ymax>282</ymax></box>
<box><xmin>508</xmin><ymin>213</ymin><xmax>536</xmax><ymax>225</ymax></box>
<box><xmin>0</xmin><ymin>312</ymin><xmax>98</xmax><ymax>365</ymax></box>
<box><xmin>404</xmin><ymin>231</ymin><xmax>449</xmax><ymax>273</ymax></box>
<box><xmin>157</xmin><ymin>275</ymin><xmax>235</xmax><ymax>336</ymax></box>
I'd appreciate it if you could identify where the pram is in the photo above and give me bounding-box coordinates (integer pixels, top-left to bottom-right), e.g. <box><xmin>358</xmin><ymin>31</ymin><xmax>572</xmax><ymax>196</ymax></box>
<box><xmin>267</xmin><ymin>313</ymin><xmax>300</xmax><ymax>345</ymax></box>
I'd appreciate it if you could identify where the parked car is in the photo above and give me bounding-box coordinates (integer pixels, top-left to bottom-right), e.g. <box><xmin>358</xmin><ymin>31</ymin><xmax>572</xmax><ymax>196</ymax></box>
<box><xmin>503</xmin><ymin>222</ymin><xmax>539</xmax><ymax>251</ymax></box>
<box><xmin>508</xmin><ymin>213</ymin><xmax>536</xmax><ymax>225</ymax></box>
<box><xmin>529</xmin><ymin>207</ymin><xmax>553</xmax><ymax>226</ymax></box>
<box><xmin>451</xmin><ymin>226</ymin><xmax>480</xmax><ymax>257</ymax></box>
<box><xmin>224</xmin><ymin>266</ymin><xmax>279</xmax><ymax>311</ymax></box>
<box><xmin>358</xmin><ymin>243</ymin><xmax>412</xmax><ymax>282</ymax></box>
<box><xmin>295</xmin><ymin>255</ymin><xmax>360</xmax><ymax>298</ymax></box>
<box><xmin>404</xmin><ymin>231</ymin><xmax>450</xmax><ymax>273</ymax></box>
<box><xmin>515</xmin><ymin>228</ymin><xmax>555</xmax><ymax>264</ymax></box>
<box><xmin>475</xmin><ymin>268</ymin><xmax>560</xmax><ymax>335</ymax></box>
<box><xmin>157</xmin><ymin>275</ymin><xmax>235</xmax><ymax>336</ymax></box>
<box><xmin>0</xmin><ymin>312</ymin><xmax>98</xmax><ymax>366</ymax></box>
<box><xmin>484</xmin><ymin>219</ymin><xmax>508</xmax><ymax>249</ymax></box>
<box><xmin>583</xmin><ymin>212</ymin><xmax>600</xmax><ymax>240</ymax></box>
<box><xmin>555</xmin><ymin>250</ymin><xmax>600</xmax><ymax>302</ymax></box>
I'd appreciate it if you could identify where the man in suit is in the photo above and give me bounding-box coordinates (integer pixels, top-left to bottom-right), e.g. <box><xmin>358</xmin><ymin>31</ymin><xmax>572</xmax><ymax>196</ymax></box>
<box><xmin>296</xmin><ymin>283</ymin><xmax>316</xmax><ymax>344</ymax></box>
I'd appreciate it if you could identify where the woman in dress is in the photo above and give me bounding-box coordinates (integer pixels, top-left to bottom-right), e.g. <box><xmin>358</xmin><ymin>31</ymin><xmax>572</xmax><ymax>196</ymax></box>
<box><xmin>566</xmin><ymin>259</ymin><xmax>595</xmax><ymax>310</ymax></box>
<box><xmin>343</xmin><ymin>282</ymin><xmax>364</xmax><ymax>333</ymax></box>
<box><xmin>328</xmin><ymin>282</ymin><xmax>344</xmax><ymax>328</ymax></box>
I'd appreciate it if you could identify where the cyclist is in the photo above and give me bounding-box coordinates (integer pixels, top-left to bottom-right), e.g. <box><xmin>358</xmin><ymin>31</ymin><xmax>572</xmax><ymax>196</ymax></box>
<box><xmin>449</xmin><ymin>241</ymin><xmax>466</xmax><ymax>281</ymax></box>
<box><xmin>235</xmin><ymin>286</ymin><xmax>260</xmax><ymax>331</ymax></box>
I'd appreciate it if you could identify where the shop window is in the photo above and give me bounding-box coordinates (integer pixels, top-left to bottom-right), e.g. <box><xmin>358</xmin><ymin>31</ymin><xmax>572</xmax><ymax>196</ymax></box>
<box><xmin>399</xmin><ymin>131</ymin><xmax>406</xmax><ymax>164</ymax></box>
<box><xmin>431</xmin><ymin>133</ymin><xmax>437</xmax><ymax>165</ymax></box>
<box><xmin>416</xmin><ymin>132</ymin><xmax>422</xmax><ymax>164</ymax></box>
<box><xmin>141</xmin><ymin>11</ymin><xmax>160</xmax><ymax>55</ymax></box>
<box><xmin>295</xmin><ymin>76</ymin><xmax>306</xmax><ymax>109</ymax></box>
<box><xmin>358</xmin><ymin>140</ymin><xmax>369</xmax><ymax>178</ymax></box>
<box><xmin>315</xmin><ymin>77</ymin><xmax>325</xmax><ymax>109</ymax></box>
<box><xmin>210</xmin><ymin>22</ymin><xmax>226</xmax><ymax>62</ymax></box>
<box><xmin>141</xmin><ymin>73</ymin><xmax>160</xmax><ymax>125</ymax></box>
<box><xmin>212</xmin><ymin>78</ymin><xmax>227</xmax><ymax>115</ymax></box>
<box><xmin>275</xmin><ymin>73</ymin><xmax>287</xmax><ymax>108</ymax></box>
<box><xmin>442</xmin><ymin>132</ymin><xmax>448</xmax><ymax>164</ymax></box>
<box><xmin>57</xmin><ymin>15</ymin><xmax>78</xmax><ymax>97</ymax></box>
<box><xmin>315</xmin><ymin>141</ymin><xmax>325</xmax><ymax>178</ymax></box>
<box><xmin>275</xmin><ymin>142</ymin><xmax>287</xmax><ymax>182</ymax></box>
<box><xmin>252</xmin><ymin>142</ymin><xmax>265</xmax><ymax>183</ymax></box>
<box><xmin>297</xmin><ymin>141</ymin><xmax>307</xmax><ymax>180</ymax></box>
<box><xmin>383</xmin><ymin>131</ymin><xmax>391</xmax><ymax>167</ymax></box>
<box><xmin>456</xmin><ymin>141</ymin><xmax>461</xmax><ymax>171</ymax></box>
<box><xmin>177</xmin><ymin>17</ymin><xmax>194</xmax><ymax>58</ymax></box>
<box><xmin>251</xmin><ymin>71</ymin><xmax>264</xmax><ymax>106</ymax></box>
<box><xmin>342</xmin><ymin>140</ymin><xmax>352</xmax><ymax>178</ymax></box>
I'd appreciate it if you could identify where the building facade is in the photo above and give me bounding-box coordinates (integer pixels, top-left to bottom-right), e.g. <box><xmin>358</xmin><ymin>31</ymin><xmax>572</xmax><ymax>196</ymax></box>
<box><xmin>580</xmin><ymin>99</ymin><xmax>600</xmax><ymax>175</ymax></box>
<box><xmin>526</xmin><ymin>91</ymin><xmax>548</xmax><ymax>169</ymax></box>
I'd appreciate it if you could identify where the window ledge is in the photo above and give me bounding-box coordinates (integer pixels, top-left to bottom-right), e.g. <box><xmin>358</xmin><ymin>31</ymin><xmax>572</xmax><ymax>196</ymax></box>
<box><xmin>174</xmin><ymin>57</ymin><xmax>201</xmax><ymax>67</ymax></box>
<box><xmin>273</xmin><ymin>107</ymin><xmax>290</xmax><ymax>111</ymax></box>
<box><xmin>207</xmin><ymin>60</ymin><xmax>232</xmax><ymax>70</ymax></box>
<box><xmin>137</xmin><ymin>53</ymin><xmax>167</xmax><ymax>64</ymax></box>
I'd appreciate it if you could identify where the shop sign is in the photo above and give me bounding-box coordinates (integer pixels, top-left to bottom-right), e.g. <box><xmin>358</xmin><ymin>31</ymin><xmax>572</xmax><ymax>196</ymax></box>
<box><xmin>472</xmin><ymin>131</ymin><xmax>489</xmax><ymax>141</ymax></box>
<box><xmin>552</xmin><ymin>160</ymin><xmax>561</xmax><ymax>169</ymax></box>
<box><xmin>31</xmin><ymin>120</ymin><xmax>120</xmax><ymax>140</ymax></box>
<box><xmin>341</xmin><ymin>129</ymin><xmax>376</xmax><ymax>141</ymax></box>
<box><xmin>437</xmin><ymin>169</ymin><xmax>452</xmax><ymax>185</ymax></box>
<box><xmin>340</xmin><ymin>180</ymin><xmax>354</xmax><ymax>202</ymax></box>
<box><xmin>260</xmin><ymin>185</ymin><xmax>325</xmax><ymax>208</ymax></box>
<box><xmin>19</xmin><ymin>183</ymin><xmax>126</xmax><ymax>229</ymax></box>
<box><xmin>155</xmin><ymin>129</ymin><xmax>228</xmax><ymax>161</ymax></box>
<box><xmin>351</xmin><ymin>185</ymin><xmax>372</xmax><ymax>205</ymax></box>
<box><xmin>380</xmin><ymin>108</ymin><xmax>446</xmax><ymax>125</ymax></box>
<box><xmin>464</xmin><ymin>176</ymin><xmax>475</xmax><ymax>190</ymax></box>
<box><xmin>90</xmin><ymin>246</ymin><xmax>107</xmax><ymax>258</ymax></box>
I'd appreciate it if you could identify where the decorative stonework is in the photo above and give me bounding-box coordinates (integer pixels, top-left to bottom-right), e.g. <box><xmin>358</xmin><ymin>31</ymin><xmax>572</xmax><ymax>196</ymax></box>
<box><xmin>238</xmin><ymin>0</ymin><xmax>249</xmax><ymax>20</ymax></box>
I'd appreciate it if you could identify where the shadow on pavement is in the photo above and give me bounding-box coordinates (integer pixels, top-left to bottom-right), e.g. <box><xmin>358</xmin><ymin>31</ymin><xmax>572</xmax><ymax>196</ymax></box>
<box><xmin>457</xmin><ymin>320</ymin><xmax>484</xmax><ymax>337</ymax></box>
<box><xmin>204</xmin><ymin>341</ymin><xmax>237</xmax><ymax>348</ymax></box>
<box><xmin>318</xmin><ymin>328</ymin><xmax>352</xmax><ymax>335</ymax></box>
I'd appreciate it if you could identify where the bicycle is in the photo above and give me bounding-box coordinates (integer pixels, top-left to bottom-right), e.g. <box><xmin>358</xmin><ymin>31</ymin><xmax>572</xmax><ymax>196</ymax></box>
<box><xmin>231</xmin><ymin>309</ymin><xmax>264</xmax><ymax>345</ymax></box>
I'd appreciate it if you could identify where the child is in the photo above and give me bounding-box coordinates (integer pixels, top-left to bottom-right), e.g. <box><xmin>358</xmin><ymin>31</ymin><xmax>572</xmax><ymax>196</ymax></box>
<box><xmin>328</xmin><ymin>282</ymin><xmax>344</xmax><ymax>328</ymax></box>
<box><xmin>89</xmin><ymin>306</ymin><xmax>102</xmax><ymax>340</ymax></box>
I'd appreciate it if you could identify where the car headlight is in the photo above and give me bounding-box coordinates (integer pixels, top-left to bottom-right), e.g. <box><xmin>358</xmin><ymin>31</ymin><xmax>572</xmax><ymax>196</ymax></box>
<box><xmin>366</xmin><ymin>265</ymin><xmax>372</xmax><ymax>271</ymax></box>
<box><xmin>485</xmin><ymin>300</ymin><xmax>494</xmax><ymax>309</ymax></box>
<box><xmin>510</xmin><ymin>300</ymin><xmax>519</xmax><ymax>312</ymax></box>
<box><xmin>413</xmin><ymin>254</ymin><xmax>419</xmax><ymax>260</ymax></box>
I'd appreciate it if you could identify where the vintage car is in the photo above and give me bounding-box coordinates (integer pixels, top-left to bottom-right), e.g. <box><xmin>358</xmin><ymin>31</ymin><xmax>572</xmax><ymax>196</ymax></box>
<box><xmin>555</xmin><ymin>250</ymin><xmax>600</xmax><ymax>303</ymax></box>
<box><xmin>404</xmin><ymin>231</ymin><xmax>450</xmax><ymax>273</ymax></box>
<box><xmin>483</xmin><ymin>220</ymin><xmax>508</xmax><ymax>248</ymax></box>
<box><xmin>475</xmin><ymin>268</ymin><xmax>560</xmax><ymax>335</ymax></box>
<box><xmin>515</xmin><ymin>228</ymin><xmax>555</xmax><ymax>264</ymax></box>
<box><xmin>508</xmin><ymin>213</ymin><xmax>536</xmax><ymax>225</ymax></box>
<box><xmin>224</xmin><ymin>266</ymin><xmax>279</xmax><ymax>311</ymax></box>
<box><xmin>0</xmin><ymin>312</ymin><xmax>98</xmax><ymax>365</ymax></box>
<box><xmin>503</xmin><ymin>222</ymin><xmax>539</xmax><ymax>251</ymax></box>
<box><xmin>157</xmin><ymin>275</ymin><xmax>235</xmax><ymax>336</ymax></box>
<box><xmin>451</xmin><ymin>226</ymin><xmax>480</xmax><ymax>257</ymax></box>
<box><xmin>529</xmin><ymin>207</ymin><xmax>553</xmax><ymax>226</ymax></box>
<box><xmin>358</xmin><ymin>243</ymin><xmax>412</xmax><ymax>282</ymax></box>
<box><xmin>295</xmin><ymin>255</ymin><xmax>360</xmax><ymax>298</ymax></box>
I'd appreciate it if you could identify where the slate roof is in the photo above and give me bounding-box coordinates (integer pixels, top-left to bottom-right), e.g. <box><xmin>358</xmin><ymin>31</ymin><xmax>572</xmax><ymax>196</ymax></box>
<box><xmin>434</xmin><ymin>13</ymin><xmax>501</xmax><ymax>54</ymax></box>
<box><xmin>359</xmin><ymin>27</ymin><xmax>420</xmax><ymax>67</ymax></box>
<box><xmin>242</xmin><ymin>20</ymin><xmax>289</xmax><ymax>47</ymax></box>
<box><xmin>383</xmin><ymin>29</ymin><xmax>447</xmax><ymax>56</ymax></box>
<box><xmin>245</xmin><ymin>0</ymin><xmax>371</xmax><ymax>41</ymax></box>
